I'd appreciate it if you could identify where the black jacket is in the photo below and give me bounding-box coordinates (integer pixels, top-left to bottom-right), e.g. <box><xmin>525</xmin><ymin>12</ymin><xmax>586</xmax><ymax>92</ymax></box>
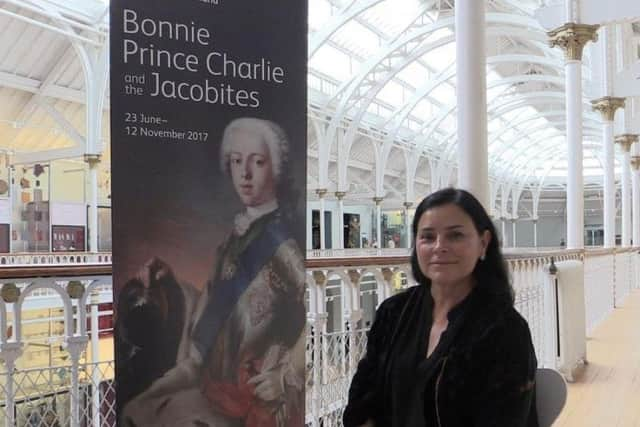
<box><xmin>343</xmin><ymin>285</ymin><xmax>539</xmax><ymax>427</ymax></box>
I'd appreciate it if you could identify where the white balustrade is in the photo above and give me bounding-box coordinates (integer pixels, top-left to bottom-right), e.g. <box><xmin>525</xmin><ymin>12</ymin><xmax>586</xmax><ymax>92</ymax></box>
<box><xmin>0</xmin><ymin>248</ymin><xmax>637</xmax><ymax>427</ymax></box>
<box><xmin>583</xmin><ymin>248</ymin><xmax>640</xmax><ymax>335</ymax></box>
<box><xmin>0</xmin><ymin>252</ymin><xmax>112</xmax><ymax>266</ymax></box>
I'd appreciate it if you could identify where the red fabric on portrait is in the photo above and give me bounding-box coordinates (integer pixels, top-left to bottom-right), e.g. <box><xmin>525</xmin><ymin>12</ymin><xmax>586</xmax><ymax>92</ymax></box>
<box><xmin>202</xmin><ymin>356</ymin><xmax>275</xmax><ymax>427</ymax></box>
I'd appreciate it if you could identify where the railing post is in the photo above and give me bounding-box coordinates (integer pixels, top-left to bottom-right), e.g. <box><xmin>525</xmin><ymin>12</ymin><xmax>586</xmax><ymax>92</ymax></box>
<box><xmin>66</xmin><ymin>336</ymin><xmax>89</xmax><ymax>427</ymax></box>
<box><xmin>543</xmin><ymin>257</ymin><xmax>559</xmax><ymax>369</ymax></box>
<box><xmin>0</xmin><ymin>342</ymin><xmax>23</xmax><ymax>427</ymax></box>
<box><xmin>90</xmin><ymin>291</ymin><xmax>101</xmax><ymax>427</ymax></box>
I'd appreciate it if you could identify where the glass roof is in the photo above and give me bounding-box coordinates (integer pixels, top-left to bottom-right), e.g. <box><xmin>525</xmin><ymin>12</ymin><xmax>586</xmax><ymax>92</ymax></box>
<box><xmin>308</xmin><ymin>0</ymin><xmax>610</xmax><ymax>188</ymax></box>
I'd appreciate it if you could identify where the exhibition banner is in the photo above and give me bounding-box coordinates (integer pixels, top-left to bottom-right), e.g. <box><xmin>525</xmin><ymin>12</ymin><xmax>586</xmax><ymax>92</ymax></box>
<box><xmin>109</xmin><ymin>1</ymin><xmax>307</xmax><ymax>425</ymax></box>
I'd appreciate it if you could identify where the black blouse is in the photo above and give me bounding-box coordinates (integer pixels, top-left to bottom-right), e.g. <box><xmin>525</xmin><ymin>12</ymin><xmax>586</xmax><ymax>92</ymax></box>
<box><xmin>343</xmin><ymin>283</ymin><xmax>539</xmax><ymax>427</ymax></box>
<box><xmin>389</xmin><ymin>288</ymin><xmax>473</xmax><ymax>426</ymax></box>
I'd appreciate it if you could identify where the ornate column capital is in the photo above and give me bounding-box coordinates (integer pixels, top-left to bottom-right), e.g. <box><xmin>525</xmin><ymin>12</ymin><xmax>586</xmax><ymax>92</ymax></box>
<box><xmin>615</xmin><ymin>134</ymin><xmax>639</xmax><ymax>153</ymax></box>
<box><xmin>312</xmin><ymin>270</ymin><xmax>327</xmax><ymax>286</ymax></box>
<box><xmin>83</xmin><ymin>153</ymin><xmax>101</xmax><ymax>167</ymax></box>
<box><xmin>403</xmin><ymin>201</ymin><xmax>413</xmax><ymax>209</ymax></box>
<box><xmin>335</xmin><ymin>191</ymin><xmax>346</xmax><ymax>200</ymax></box>
<box><xmin>315</xmin><ymin>188</ymin><xmax>328</xmax><ymax>198</ymax></box>
<box><xmin>631</xmin><ymin>156</ymin><xmax>640</xmax><ymax>171</ymax></box>
<box><xmin>347</xmin><ymin>269</ymin><xmax>361</xmax><ymax>285</ymax></box>
<box><xmin>372</xmin><ymin>196</ymin><xmax>384</xmax><ymax>206</ymax></box>
<box><xmin>591</xmin><ymin>96</ymin><xmax>625</xmax><ymax>122</ymax></box>
<box><xmin>547</xmin><ymin>23</ymin><xmax>599</xmax><ymax>61</ymax></box>
<box><xmin>0</xmin><ymin>342</ymin><xmax>24</xmax><ymax>365</ymax></box>
<box><xmin>65</xmin><ymin>335</ymin><xmax>89</xmax><ymax>363</ymax></box>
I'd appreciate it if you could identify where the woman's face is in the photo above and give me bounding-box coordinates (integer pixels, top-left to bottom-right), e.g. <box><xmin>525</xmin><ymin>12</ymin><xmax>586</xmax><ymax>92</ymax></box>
<box><xmin>228</xmin><ymin>129</ymin><xmax>276</xmax><ymax>207</ymax></box>
<box><xmin>415</xmin><ymin>203</ymin><xmax>490</xmax><ymax>288</ymax></box>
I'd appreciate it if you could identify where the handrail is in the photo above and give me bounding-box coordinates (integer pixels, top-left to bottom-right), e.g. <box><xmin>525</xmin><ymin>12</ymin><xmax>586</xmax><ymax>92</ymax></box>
<box><xmin>0</xmin><ymin>265</ymin><xmax>112</xmax><ymax>279</ymax></box>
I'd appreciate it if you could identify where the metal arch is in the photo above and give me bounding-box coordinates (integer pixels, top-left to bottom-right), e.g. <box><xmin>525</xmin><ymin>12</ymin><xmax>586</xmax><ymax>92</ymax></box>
<box><xmin>321</xmin><ymin>13</ymin><xmax>550</xmax><ymax>180</ymax></box>
<box><xmin>334</xmin><ymin>32</ymin><xmax>459</xmax><ymax>193</ymax></box>
<box><xmin>381</xmin><ymin>52</ymin><xmax>563</xmax><ymax>137</ymax></box>
<box><xmin>495</xmin><ymin>132</ymin><xmax>603</xmax><ymax>189</ymax></box>
<box><xmin>488</xmin><ymin>114</ymin><xmax>601</xmax><ymax>158</ymax></box>
<box><xmin>504</xmin><ymin>126</ymin><xmax>604</xmax><ymax>173</ymax></box>
<box><xmin>517</xmin><ymin>142</ymin><xmax>606</xmax><ymax>192</ymax></box>
<box><xmin>360</xmin><ymin>29</ymin><xmax>561</xmax><ymax>152</ymax></box>
<box><xmin>506</xmin><ymin>136</ymin><xmax>604</xmax><ymax>187</ymax></box>
<box><xmin>322</xmin><ymin>16</ymin><xmax>457</xmax><ymax>164</ymax></box>
<box><xmin>502</xmin><ymin>130</ymin><xmax>602</xmax><ymax>180</ymax></box>
<box><xmin>14</xmin><ymin>281</ymin><xmax>74</xmax><ymax>342</ymax></box>
<box><xmin>344</xmin><ymin>41</ymin><xmax>561</xmax><ymax>195</ymax></box>
<box><xmin>309</xmin><ymin>0</ymin><xmax>388</xmax><ymax>58</ymax></box>
<box><xmin>14</xmin><ymin>0</ymin><xmax>110</xmax><ymax>157</ymax></box>
<box><xmin>488</xmin><ymin>109</ymin><xmax>594</xmax><ymax>150</ymax></box>
<box><xmin>381</xmin><ymin>54</ymin><xmax>565</xmax><ymax>157</ymax></box>
<box><xmin>489</xmin><ymin>117</ymin><xmax>602</xmax><ymax>169</ymax></box>
<box><xmin>437</xmin><ymin>81</ymin><xmax>568</xmax><ymax>163</ymax></box>
<box><xmin>412</xmin><ymin>91</ymin><xmax>569</xmax><ymax>158</ymax></box>
<box><xmin>347</xmin><ymin>24</ymin><xmax>552</xmax><ymax>151</ymax></box>
<box><xmin>344</xmin><ymin>134</ymin><xmax>381</xmax><ymax>192</ymax></box>
<box><xmin>325</xmin><ymin>1</ymin><xmax>439</xmax><ymax>106</ymax></box>
<box><xmin>438</xmin><ymin>90</ymin><xmax>597</xmax><ymax>163</ymax></box>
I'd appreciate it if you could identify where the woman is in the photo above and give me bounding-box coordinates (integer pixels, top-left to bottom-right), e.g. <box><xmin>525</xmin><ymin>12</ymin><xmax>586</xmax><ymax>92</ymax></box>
<box><xmin>122</xmin><ymin>117</ymin><xmax>306</xmax><ymax>427</ymax></box>
<box><xmin>343</xmin><ymin>188</ymin><xmax>538</xmax><ymax>427</ymax></box>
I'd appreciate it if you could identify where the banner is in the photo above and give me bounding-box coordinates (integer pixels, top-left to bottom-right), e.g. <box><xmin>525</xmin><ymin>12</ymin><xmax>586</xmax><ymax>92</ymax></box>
<box><xmin>109</xmin><ymin>1</ymin><xmax>307</xmax><ymax>425</ymax></box>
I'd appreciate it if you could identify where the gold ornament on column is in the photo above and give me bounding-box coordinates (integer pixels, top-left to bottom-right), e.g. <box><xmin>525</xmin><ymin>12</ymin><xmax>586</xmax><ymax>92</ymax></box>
<box><xmin>615</xmin><ymin>134</ymin><xmax>639</xmax><ymax>153</ymax></box>
<box><xmin>315</xmin><ymin>188</ymin><xmax>327</xmax><ymax>198</ymax></box>
<box><xmin>373</xmin><ymin>196</ymin><xmax>384</xmax><ymax>206</ymax></box>
<box><xmin>547</xmin><ymin>23</ymin><xmax>600</xmax><ymax>61</ymax></box>
<box><xmin>66</xmin><ymin>280</ymin><xmax>85</xmax><ymax>299</ymax></box>
<box><xmin>591</xmin><ymin>97</ymin><xmax>625</xmax><ymax>122</ymax></box>
<box><xmin>335</xmin><ymin>191</ymin><xmax>346</xmax><ymax>200</ymax></box>
<box><xmin>630</xmin><ymin>156</ymin><xmax>640</xmax><ymax>171</ymax></box>
<box><xmin>1</xmin><ymin>283</ymin><xmax>20</xmax><ymax>303</ymax></box>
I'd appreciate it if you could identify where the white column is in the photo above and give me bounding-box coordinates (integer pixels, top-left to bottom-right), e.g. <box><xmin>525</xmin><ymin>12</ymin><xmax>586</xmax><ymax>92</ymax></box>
<box><xmin>455</xmin><ymin>0</ymin><xmax>489</xmax><ymax>209</ymax></box>
<box><xmin>548</xmin><ymin>23</ymin><xmax>599</xmax><ymax>249</ymax></box>
<box><xmin>66</xmin><ymin>336</ymin><xmax>89</xmax><ymax>427</ymax></box>
<box><xmin>336</xmin><ymin>192</ymin><xmax>345</xmax><ymax>249</ymax></box>
<box><xmin>403</xmin><ymin>201</ymin><xmax>413</xmax><ymax>248</ymax></box>
<box><xmin>8</xmin><ymin>165</ymin><xmax>13</xmax><ymax>253</ymax></box>
<box><xmin>591</xmin><ymin>25</ymin><xmax>624</xmax><ymax>247</ymax></box>
<box><xmin>316</xmin><ymin>189</ymin><xmax>327</xmax><ymax>250</ymax></box>
<box><xmin>632</xmin><ymin>155</ymin><xmax>640</xmax><ymax>246</ymax></box>
<box><xmin>622</xmin><ymin>149</ymin><xmax>631</xmax><ymax>246</ymax></box>
<box><xmin>616</xmin><ymin>135</ymin><xmax>639</xmax><ymax>246</ymax></box>
<box><xmin>566</xmin><ymin>60</ymin><xmax>583</xmax><ymax>249</ymax></box>
<box><xmin>1</xmin><ymin>342</ymin><xmax>23</xmax><ymax>427</ymax></box>
<box><xmin>90</xmin><ymin>291</ymin><xmax>101</xmax><ymax>427</ymax></box>
<box><xmin>501</xmin><ymin>217</ymin><xmax>507</xmax><ymax>247</ymax></box>
<box><xmin>85</xmin><ymin>155</ymin><xmax>100</xmax><ymax>253</ymax></box>
<box><xmin>533</xmin><ymin>219</ymin><xmax>538</xmax><ymax>248</ymax></box>
<box><xmin>511</xmin><ymin>219</ymin><xmax>517</xmax><ymax>248</ymax></box>
<box><xmin>604</xmin><ymin>121</ymin><xmax>616</xmax><ymax>246</ymax></box>
<box><xmin>374</xmin><ymin>197</ymin><xmax>383</xmax><ymax>249</ymax></box>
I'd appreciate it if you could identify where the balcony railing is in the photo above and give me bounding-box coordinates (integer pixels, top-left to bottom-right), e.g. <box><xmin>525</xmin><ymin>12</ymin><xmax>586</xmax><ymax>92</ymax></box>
<box><xmin>0</xmin><ymin>247</ymin><xmax>638</xmax><ymax>427</ymax></box>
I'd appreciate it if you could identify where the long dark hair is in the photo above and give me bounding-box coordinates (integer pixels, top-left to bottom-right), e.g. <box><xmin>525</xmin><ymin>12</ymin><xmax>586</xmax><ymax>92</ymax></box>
<box><xmin>410</xmin><ymin>187</ymin><xmax>514</xmax><ymax>305</ymax></box>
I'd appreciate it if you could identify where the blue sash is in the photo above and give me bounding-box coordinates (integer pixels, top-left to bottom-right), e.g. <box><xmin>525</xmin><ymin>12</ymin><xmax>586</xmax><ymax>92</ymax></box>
<box><xmin>192</xmin><ymin>218</ymin><xmax>290</xmax><ymax>358</ymax></box>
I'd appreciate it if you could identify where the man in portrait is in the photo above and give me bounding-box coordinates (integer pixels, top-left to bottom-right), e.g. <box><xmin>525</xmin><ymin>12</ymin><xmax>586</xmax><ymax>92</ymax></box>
<box><xmin>118</xmin><ymin>117</ymin><xmax>306</xmax><ymax>427</ymax></box>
